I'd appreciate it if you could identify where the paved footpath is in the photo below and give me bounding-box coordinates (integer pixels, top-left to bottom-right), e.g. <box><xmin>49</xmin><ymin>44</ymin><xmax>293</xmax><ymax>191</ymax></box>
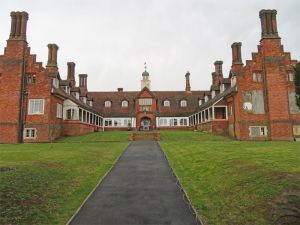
<box><xmin>69</xmin><ymin>141</ymin><xmax>198</xmax><ymax>225</ymax></box>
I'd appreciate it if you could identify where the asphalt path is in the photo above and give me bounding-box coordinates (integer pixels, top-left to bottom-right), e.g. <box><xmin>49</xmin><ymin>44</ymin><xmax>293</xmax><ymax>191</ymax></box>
<box><xmin>69</xmin><ymin>141</ymin><xmax>198</xmax><ymax>225</ymax></box>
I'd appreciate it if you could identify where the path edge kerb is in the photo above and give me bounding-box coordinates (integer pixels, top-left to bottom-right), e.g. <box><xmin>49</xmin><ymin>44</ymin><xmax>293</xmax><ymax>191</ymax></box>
<box><xmin>157</xmin><ymin>141</ymin><xmax>206</xmax><ymax>225</ymax></box>
<box><xmin>65</xmin><ymin>141</ymin><xmax>132</xmax><ymax>225</ymax></box>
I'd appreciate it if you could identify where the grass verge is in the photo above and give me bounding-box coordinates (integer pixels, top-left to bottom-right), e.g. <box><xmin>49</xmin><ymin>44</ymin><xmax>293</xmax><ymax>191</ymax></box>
<box><xmin>160</xmin><ymin>133</ymin><xmax>300</xmax><ymax>225</ymax></box>
<box><xmin>58</xmin><ymin>131</ymin><xmax>131</xmax><ymax>142</ymax></box>
<box><xmin>159</xmin><ymin>130</ymin><xmax>232</xmax><ymax>141</ymax></box>
<box><xmin>0</xmin><ymin>139</ymin><xmax>128</xmax><ymax>225</ymax></box>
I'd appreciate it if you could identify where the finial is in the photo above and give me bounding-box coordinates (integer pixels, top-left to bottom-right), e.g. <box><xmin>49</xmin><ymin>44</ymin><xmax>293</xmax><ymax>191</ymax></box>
<box><xmin>144</xmin><ymin>62</ymin><xmax>147</xmax><ymax>71</ymax></box>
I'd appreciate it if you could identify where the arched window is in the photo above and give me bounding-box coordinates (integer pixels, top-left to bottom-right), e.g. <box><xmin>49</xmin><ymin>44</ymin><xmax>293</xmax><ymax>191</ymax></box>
<box><xmin>104</xmin><ymin>101</ymin><xmax>111</xmax><ymax>107</ymax></box>
<box><xmin>121</xmin><ymin>100</ymin><xmax>128</xmax><ymax>107</ymax></box>
<box><xmin>163</xmin><ymin>100</ymin><xmax>170</xmax><ymax>107</ymax></box>
<box><xmin>180</xmin><ymin>100</ymin><xmax>187</xmax><ymax>107</ymax></box>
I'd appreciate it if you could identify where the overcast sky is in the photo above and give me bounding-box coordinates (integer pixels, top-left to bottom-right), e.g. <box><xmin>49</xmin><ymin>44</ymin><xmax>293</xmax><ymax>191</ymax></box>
<box><xmin>1</xmin><ymin>0</ymin><xmax>300</xmax><ymax>91</ymax></box>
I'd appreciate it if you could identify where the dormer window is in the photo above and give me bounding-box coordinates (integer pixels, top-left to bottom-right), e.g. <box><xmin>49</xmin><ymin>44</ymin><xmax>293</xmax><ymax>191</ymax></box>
<box><xmin>211</xmin><ymin>91</ymin><xmax>216</xmax><ymax>98</ymax></box>
<box><xmin>199</xmin><ymin>100</ymin><xmax>202</xmax><ymax>106</ymax></box>
<box><xmin>163</xmin><ymin>100</ymin><xmax>170</xmax><ymax>107</ymax></box>
<box><xmin>105</xmin><ymin>101</ymin><xmax>111</xmax><ymax>107</ymax></box>
<box><xmin>220</xmin><ymin>84</ymin><xmax>225</xmax><ymax>93</ymax></box>
<box><xmin>89</xmin><ymin>101</ymin><xmax>93</xmax><ymax>107</ymax></box>
<box><xmin>231</xmin><ymin>76</ymin><xmax>236</xmax><ymax>87</ymax></box>
<box><xmin>205</xmin><ymin>96</ymin><xmax>209</xmax><ymax>102</ymax></box>
<box><xmin>73</xmin><ymin>92</ymin><xmax>80</xmax><ymax>99</ymax></box>
<box><xmin>180</xmin><ymin>100</ymin><xmax>187</xmax><ymax>107</ymax></box>
<box><xmin>121</xmin><ymin>100</ymin><xmax>128</xmax><ymax>107</ymax></box>
<box><xmin>63</xmin><ymin>86</ymin><xmax>70</xmax><ymax>94</ymax></box>
<box><xmin>80</xmin><ymin>97</ymin><xmax>87</xmax><ymax>103</ymax></box>
<box><xmin>52</xmin><ymin>78</ymin><xmax>59</xmax><ymax>88</ymax></box>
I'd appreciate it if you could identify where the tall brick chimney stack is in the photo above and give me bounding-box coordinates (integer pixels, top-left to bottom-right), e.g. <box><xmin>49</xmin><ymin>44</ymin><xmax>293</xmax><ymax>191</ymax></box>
<box><xmin>185</xmin><ymin>71</ymin><xmax>191</xmax><ymax>92</ymax></box>
<box><xmin>259</xmin><ymin>9</ymin><xmax>279</xmax><ymax>39</ymax></box>
<box><xmin>231</xmin><ymin>42</ymin><xmax>243</xmax><ymax>66</ymax></box>
<box><xmin>214</xmin><ymin>61</ymin><xmax>223</xmax><ymax>75</ymax></box>
<box><xmin>79</xmin><ymin>74</ymin><xmax>88</xmax><ymax>89</ymax></box>
<box><xmin>46</xmin><ymin>44</ymin><xmax>59</xmax><ymax>68</ymax></box>
<box><xmin>67</xmin><ymin>62</ymin><xmax>76</xmax><ymax>87</ymax></box>
<box><xmin>9</xmin><ymin>11</ymin><xmax>28</xmax><ymax>40</ymax></box>
<box><xmin>212</xmin><ymin>61</ymin><xmax>223</xmax><ymax>86</ymax></box>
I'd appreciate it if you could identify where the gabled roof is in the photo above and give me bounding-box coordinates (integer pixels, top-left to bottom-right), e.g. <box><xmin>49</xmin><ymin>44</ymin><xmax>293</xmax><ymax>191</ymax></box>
<box><xmin>135</xmin><ymin>86</ymin><xmax>157</xmax><ymax>99</ymax></box>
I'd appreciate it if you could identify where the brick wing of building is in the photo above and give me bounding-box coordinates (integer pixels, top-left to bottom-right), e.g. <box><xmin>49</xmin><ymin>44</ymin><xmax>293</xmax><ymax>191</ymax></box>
<box><xmin>0</xmin><ymin>9</ymin><xmax>299</xmax><ymax>143</ymax></box>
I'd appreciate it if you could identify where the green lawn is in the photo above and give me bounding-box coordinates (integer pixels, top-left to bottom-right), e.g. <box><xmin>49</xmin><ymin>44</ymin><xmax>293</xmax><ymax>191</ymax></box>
<box><xmin>0</xmin><ymin>132</ymin><xmax>128</xmax><ymax>225</ymax></box>
<box><xmin>58</xmin><ymin>131</ymin><xmax>131</xmax><ymax>142</ymax></box>
<box><xmin>159</xmin><ymin>130</ymin><xmax>232</xmax><ymax>141</ymax></box>
<box><xmin>160</xmin><ymin>136</ymin><xmax>300</xmax><ymax>225</ymax></box>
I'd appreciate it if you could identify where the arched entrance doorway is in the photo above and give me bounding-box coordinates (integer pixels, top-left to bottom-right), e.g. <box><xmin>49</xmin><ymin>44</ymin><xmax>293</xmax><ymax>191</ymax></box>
<box><xmin>140</xmin><ymin>117</ymin><xmax>151</xmax><ymax>131</ymax></box>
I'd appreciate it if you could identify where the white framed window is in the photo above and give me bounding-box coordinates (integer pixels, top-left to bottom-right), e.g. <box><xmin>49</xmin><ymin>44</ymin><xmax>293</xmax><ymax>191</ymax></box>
<box><xmin>122</xmin><ymin>100</ymin><xmax>128</xmax><ymax>107</ymax></box>
<box><xmin>66</xmin><ymin>109</ymin><xmax>76</xmax><ymax>120</ymax></box>
<box><xmin>139</xmin><ymin>98</ymin><xmax>152</xmax><ymax>105</ymax></box>
<box><xmin>56</xmin><ymin>104</ymin><xmax>62</xmax><ymax>118</ymax></box>
<box><xmin>231</xmin><ymin>76</ymin><xmax>236</xmax><ymax>87</ymax></box>
<box><xmin>180</xmin><ymin>100</ymin><xmax>187</xmax><ymax>107</ymax></box>
<box><xmin>24</xmin><ymin>128</ymin><xmax>37</xmax><ymax>139</ymax></box>
<box><xmin>63</xmin><ymin>86</ymin><xmax>70</xmax><ymax>94</ymax></box>
<box><xmin>170</xmin><ymin>118</ymin><xmax>178</xmax><ymax>126</ymax></box>
<box><xmin>105</xmin><ymin>101</ymin><xmax>112</xmax><ymax>107</ymax></box>
<box><xmin>52</xmin><ymin>78</ymin><xmax>59</xmax><ymax>88</ymax></box>
<box><xmin>199</xmin><ymin>100</ymin><xmax>202</xmax><ymax>106</ymax></box>
<box><xmin>114</xmin><ymin>119</ymin><xmax>121</xmax><ymax>126</ymax></box>
<box><xmin>253</xmin><ymin>72</ymin><xmax>262</xmax><ymax>82</ymax></box>
<box><xmin>180</xmin><ymin>118</ymin><xmax>188</xmax><ymax>126</ymax></box>
<box><xmin>80</xmin><ymin>97</ymin><xmax>87</xmax><ymax>103</ymax></box>
<box><xmin>205</xmin><ymin>96</ymin><xmax>209</xmax><ymax>102</ymax></box>
<box><xmin>249</xmin><ymin>126</ymin><xmax>268</xmax><ymax>137</ymax></box>
<box><xmin>28</xmin><ymin>99</ymin><xmax>45</xmax><ymax>115</ymax></box>
<box><xmin>220</xmin><ymin>84</ymin><xmax>225</xmax><ymax>93</ymax></box>
<box><xmin>163</xmin><ymin>100</ymin><xmax>170</xmax><ymax>107</ymax></box>
<box><xmin>288</xmin><ymin>72</ymin><xmax>294</xmax><ymax>82</ymax></box>
<box><xmin>104</xmin><ymin>119</ymin><xmax>112</xmax><ymax>126</ymax></box>
<box><xmin>159</xmin><ymin>118</ymin><xmax>168</xmax><ymax>126</ymax></box>
<box><xmin>211</xmin><ymin>91</ymin><xmax>216</xmax><ymax>98</ymax></box>
<box><xmin>124</xmin><ymin>119</ymin><xmax>132</xmax><ymax>126</ymax></box>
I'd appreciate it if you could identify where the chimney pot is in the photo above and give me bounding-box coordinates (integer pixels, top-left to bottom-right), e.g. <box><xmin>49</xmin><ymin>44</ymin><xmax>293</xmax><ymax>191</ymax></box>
<box><xmin>214</xmin><ymin>61</ymin><xmax>223</xmax><ymax>75</ymax></box>
<box><xmin>9</xmin><ymin>11</ymin><xmax>28</xmax><ymax>40</ymax></box>
<box><xmin>117</xmin><ymin>88</ymin><xmax>123</xmax><ymax>92</ymax></box>
<box><xmin>46</xmin><ymin>44</ymin><xmax>59</xmax><ymax>67</ymax></box>
<box><xmin>259</xmin><ymin>9</ymin><xmax>279</xmax><ymax>39</ymax></box>
<box><xmin>185</xmin><ymin>71</ymin><xmax>191</xmax><ymax>92</ymax></box>
<box><xmin>79</xmin><ymin>74</ymin><xmax>88</xmax><ymax>88</ymax></box>
<box><xmin>231</xmin><ymin>42</ymin><xmax>243</xmax><ymax>66</ymax></box>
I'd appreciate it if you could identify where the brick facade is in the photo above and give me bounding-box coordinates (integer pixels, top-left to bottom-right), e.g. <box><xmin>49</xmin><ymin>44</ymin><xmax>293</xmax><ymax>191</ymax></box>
<box><xmin>0</xmin><ymin>9</ymin><xmax>299</xmax><ymax>143</ymax></box>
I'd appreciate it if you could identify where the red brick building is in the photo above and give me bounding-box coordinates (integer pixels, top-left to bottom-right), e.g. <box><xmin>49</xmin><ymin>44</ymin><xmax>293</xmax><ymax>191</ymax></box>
<box><xmin>0</xmin><ymin>9</ymin><xmax>299</xmax><ymax>143</ymax></box>
<box><xmin>191</xmin><ymin>10</ymin><xmax>300</xmax><ymax>140</ymax></box>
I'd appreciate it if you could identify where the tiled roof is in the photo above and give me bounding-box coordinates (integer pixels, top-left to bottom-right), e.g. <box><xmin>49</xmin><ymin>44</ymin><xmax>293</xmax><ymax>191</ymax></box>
<box><xmin>52</xmin><ymin>88</ymin><xmax>100</xmax><ymax>115</ymax></box>
<box><xmin>89</xmin><ymin>90</ymin><xmax>208</xmax><ymax>117</ymax></box>
<box><xmin>193</xmin><ymin>86</ymin><xmax>237</xmax><ymax>114</ymax></box>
